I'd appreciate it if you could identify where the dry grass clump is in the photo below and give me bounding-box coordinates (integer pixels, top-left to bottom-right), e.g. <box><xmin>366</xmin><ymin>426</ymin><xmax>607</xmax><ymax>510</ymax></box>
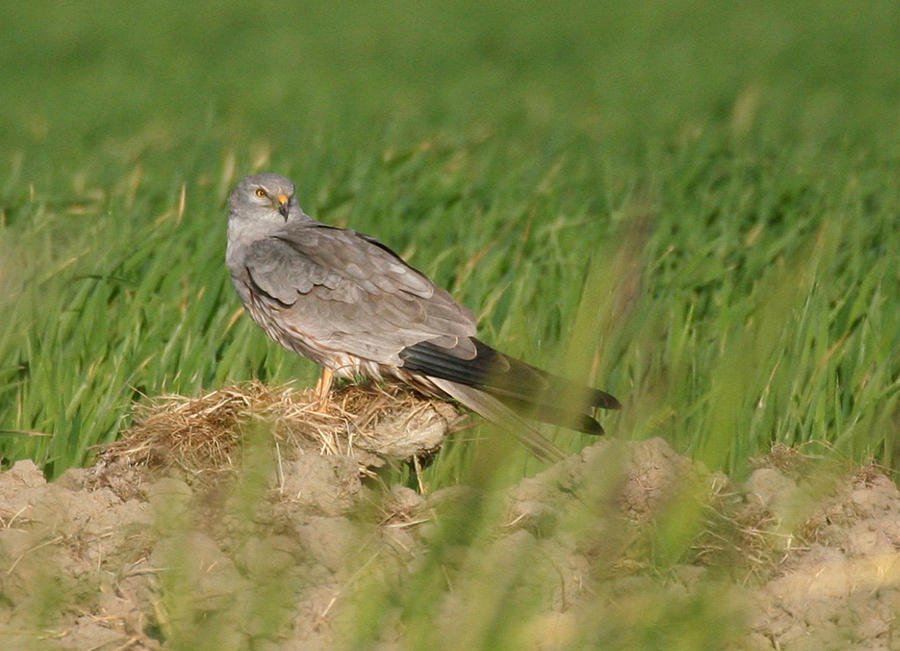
<box><xmin>693</xmin><ymin>478</ymin><xmax>784</xmax><ymax>580</ymax></box>
<box><xmin>749</xmin><ymin>443</ymin><xmax>816</xmax><ymax>477</ymax></box>
<box><xmin>90</xmin><ymin>381</ymin><xmax>459</xmax><ymax>486</ymax></box>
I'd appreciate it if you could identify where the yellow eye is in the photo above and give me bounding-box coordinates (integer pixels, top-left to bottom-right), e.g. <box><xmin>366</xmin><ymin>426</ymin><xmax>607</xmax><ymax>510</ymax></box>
<box><xmin>254</xmin><ymin>188</ymin><xmax>267</xmax><ymax>198</ymax></box>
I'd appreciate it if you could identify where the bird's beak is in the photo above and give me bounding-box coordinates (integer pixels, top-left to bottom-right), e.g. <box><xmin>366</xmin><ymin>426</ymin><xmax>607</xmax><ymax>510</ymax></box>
<box><xmin>277</xmin><ymin>195</ymin><xmax>290</xmax><ymax>220</ymax></box>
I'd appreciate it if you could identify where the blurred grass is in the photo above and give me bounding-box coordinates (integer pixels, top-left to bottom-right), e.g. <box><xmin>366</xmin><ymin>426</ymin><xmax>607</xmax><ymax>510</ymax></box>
<box><xmin>0</xmin><ymin>0</ymin><xmax>898</xmax><ymax>484</ymax></box>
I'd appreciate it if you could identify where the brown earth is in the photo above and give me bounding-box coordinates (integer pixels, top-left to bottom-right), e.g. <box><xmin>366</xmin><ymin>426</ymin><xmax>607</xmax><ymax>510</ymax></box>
<box><xmin>1</xmin><ymin>387</ymin><xmax>899</xmax><ymax>650</ymax></box>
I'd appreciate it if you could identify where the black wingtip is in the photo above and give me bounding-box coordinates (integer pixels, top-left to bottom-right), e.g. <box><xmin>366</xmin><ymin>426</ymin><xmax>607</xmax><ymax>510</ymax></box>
<box><xmin>599</xmin><ymin>392</ymin><xmax>622</xmax><ymax>411</ymax></box>
<box><xmin>576</xmin><ymin>415</ymin><xmax>606</xmax><ymax>436</ymax></box>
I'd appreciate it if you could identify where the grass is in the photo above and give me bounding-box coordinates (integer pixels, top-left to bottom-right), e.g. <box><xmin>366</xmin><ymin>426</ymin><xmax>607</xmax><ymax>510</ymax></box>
<box><xmin>1</xmin><ymin>0</ymin><xmax>898</xmax><ymax>480</ymax></box>
<box><xmin>0</xmin><ymin>1</ymin><xmax>899</xmax><ymax>648</ymax></box>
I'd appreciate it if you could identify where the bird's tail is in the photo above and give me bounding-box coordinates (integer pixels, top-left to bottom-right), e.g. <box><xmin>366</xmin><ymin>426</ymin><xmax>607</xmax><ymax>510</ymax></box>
<box><xmin>429</xmin><ymin>377</ymin><xmax>565</xmax><ymax>464</ymax></box>
<box><xmin>491</xmin><ymin>396</ymin><xmax>608</xmax><ymax>435</ymax></box>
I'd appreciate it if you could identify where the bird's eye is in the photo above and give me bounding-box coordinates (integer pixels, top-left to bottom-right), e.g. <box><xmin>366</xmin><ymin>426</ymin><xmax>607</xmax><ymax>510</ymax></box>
<box><xmin>254</xmin><ymin>188</ymin><xmax>267</xmax><ymax>198</ymax></box>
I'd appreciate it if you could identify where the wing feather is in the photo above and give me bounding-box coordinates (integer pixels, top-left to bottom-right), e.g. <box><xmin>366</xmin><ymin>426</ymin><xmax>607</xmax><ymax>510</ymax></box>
<box><xmin>400</xmin><ymin>338</ymin><xmax>622</xmax><ymax>420</ymax></box>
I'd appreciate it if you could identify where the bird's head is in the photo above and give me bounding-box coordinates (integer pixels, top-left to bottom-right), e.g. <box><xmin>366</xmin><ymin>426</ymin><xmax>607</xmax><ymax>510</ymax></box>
<box><xmin>229</xmin><ymin>173</ymin><xmax>300</xmax><ymax>225</ymax></box>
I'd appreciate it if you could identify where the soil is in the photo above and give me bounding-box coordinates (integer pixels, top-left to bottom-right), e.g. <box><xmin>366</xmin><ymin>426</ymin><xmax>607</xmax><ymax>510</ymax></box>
<box><xmin>2</xmin><ymin>390</ymin><xmax>899</xmax><ymax>650</ymax></box>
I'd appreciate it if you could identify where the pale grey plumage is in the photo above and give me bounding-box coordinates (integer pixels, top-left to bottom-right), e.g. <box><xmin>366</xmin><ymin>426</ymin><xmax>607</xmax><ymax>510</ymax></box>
<box><xmin>226</xmin><ymin>173</ymin><xmax>620</xmax><ymax>463</ymax></box>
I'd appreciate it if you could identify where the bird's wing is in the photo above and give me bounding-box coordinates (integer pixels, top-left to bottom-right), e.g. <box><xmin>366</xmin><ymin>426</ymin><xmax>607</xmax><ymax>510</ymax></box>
<box><xmin>241</xmin><ymin>224</ymin><xmax>477</xmax><ymax>364</ymax></box>
<box><xmin>399</xmin><ymin>339</ymin><xmax>621</xmax><ymax>410</ymax></box>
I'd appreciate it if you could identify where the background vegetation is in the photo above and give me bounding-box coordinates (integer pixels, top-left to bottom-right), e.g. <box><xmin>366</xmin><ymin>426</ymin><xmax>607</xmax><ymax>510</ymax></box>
<box><xmin>0</xmin><ymin>0</ymin><xmax>898</xmax><ymax>481</ymax></box>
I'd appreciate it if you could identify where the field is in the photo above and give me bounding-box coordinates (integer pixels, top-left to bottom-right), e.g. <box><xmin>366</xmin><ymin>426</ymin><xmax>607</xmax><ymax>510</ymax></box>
<box><xmin>1</xmin><ymin>0</ymin><xmax>899</xmax><ymax>649</ymax></box>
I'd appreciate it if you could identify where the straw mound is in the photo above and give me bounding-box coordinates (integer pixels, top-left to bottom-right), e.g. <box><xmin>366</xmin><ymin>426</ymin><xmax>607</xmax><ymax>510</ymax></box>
<box><xmin>89</xmin><ymin>381</ymin><xmax>460</xmax><ymax>492</ymax></box>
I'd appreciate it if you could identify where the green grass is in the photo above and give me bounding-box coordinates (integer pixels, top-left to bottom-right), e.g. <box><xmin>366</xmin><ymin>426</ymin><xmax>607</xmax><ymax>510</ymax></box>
<box><xmin>1</xmin><ymin>0</ymin><xmax>899</xmax><ymax>479</ymax></box>
<box><xmin>1</xmin><ymin>1</ymin><xmax>900</xmax><ymax>648</ymax></box>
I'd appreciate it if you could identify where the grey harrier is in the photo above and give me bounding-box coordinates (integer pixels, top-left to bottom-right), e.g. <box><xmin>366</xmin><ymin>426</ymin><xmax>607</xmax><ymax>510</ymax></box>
<box><xmin>226</xmin><ymin>173</ymin><xmax>620</xmax><ymax>462</ymax></box>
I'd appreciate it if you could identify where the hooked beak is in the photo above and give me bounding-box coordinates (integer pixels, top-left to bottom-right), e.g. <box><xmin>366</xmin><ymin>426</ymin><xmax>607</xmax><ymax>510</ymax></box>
<box><xmin>276</xmin><ymin>195</ymin><xmax>290</xmax><ymax>219</ymax></box>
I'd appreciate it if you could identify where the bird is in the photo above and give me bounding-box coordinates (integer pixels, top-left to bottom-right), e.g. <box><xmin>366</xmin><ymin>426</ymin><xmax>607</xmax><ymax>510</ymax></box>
<box><xmin>226</xmin><ymin>173</ymin><xmax>620</xmax><ymax>463</ymax></box>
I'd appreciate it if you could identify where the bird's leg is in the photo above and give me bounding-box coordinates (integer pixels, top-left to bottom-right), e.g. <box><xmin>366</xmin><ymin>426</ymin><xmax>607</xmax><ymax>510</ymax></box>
<box><xmin>313</xmin><ymin>367</ymin><xmax>334</xmax><ymax>410</ymax></box>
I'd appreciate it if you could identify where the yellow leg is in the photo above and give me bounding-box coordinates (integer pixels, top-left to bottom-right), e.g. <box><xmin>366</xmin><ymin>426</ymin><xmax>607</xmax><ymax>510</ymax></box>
<box><xmin>313</xmin><ymin>367</ymin><xmax>334</xmax><ymax>407</ymax></box>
